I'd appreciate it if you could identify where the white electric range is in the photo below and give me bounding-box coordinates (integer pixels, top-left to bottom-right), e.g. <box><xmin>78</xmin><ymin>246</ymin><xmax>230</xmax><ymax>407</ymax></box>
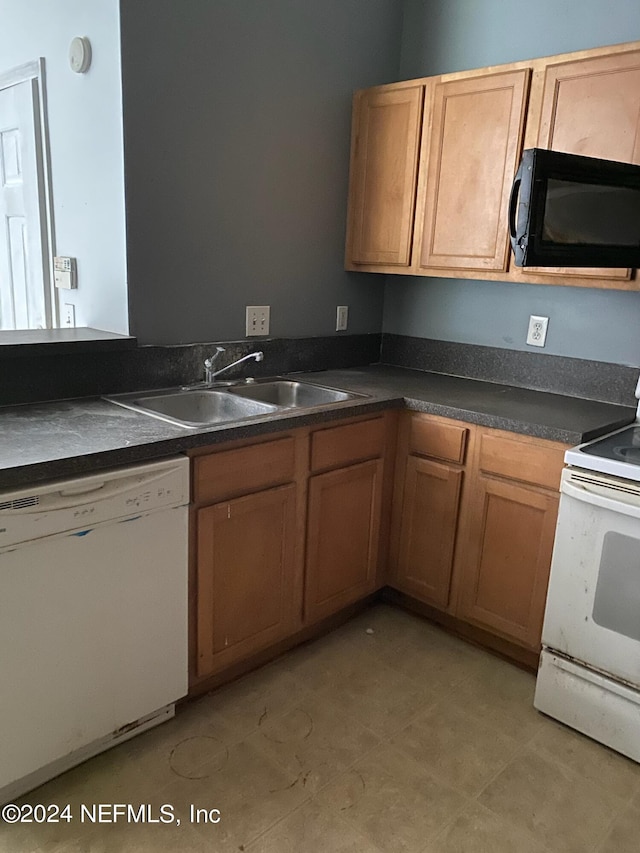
<box><xmin>535</xmin><ymin>378</ymin><xmax>640</xmax><ymax>762</ymax></box>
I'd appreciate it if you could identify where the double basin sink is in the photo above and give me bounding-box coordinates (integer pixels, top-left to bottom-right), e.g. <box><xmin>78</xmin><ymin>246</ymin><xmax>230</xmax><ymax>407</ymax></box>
<box><xmin>105</xmin><ymin>379</ymin><xmax>366</xmax><ymax>429</ymax></box>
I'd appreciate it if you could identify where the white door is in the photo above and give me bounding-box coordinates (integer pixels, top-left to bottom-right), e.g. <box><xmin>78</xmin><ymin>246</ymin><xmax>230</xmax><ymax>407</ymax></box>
<box><xmin>0</xmin><ymin>77</ymin><xmax>49</xmax><ymax>330</ymax></box>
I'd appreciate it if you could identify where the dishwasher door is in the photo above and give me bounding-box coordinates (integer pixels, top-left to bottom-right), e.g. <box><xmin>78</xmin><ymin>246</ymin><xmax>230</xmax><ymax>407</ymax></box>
<box><xmin>0</xmin><ymin>457</ymin><xmax>189</xmax><ymax>801</ymax></box>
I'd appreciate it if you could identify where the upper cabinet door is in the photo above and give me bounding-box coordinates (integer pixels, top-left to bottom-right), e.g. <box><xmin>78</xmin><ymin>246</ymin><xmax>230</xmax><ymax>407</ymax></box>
<box><xmin>346</xmin><ymin>84</ymin><xmax>424</xmax><ymax>267</ymax></box>
<box><xmin>530</xmin><ymin>47</ymin><xmax>640</xmax><ymax>280</ymax></box>
<box><xmin>538</xmin><ymin>49</ymin><xmax>640</xmax><ymax>162</ymax></box>
<box><xmin>416</xmin><ymin>69</ymin><xmax>530</xmax><ymax>272</ymax></box>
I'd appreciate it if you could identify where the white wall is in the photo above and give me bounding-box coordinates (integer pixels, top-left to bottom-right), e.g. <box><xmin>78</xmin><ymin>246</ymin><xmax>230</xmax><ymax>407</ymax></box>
<box><xmin>1</xmin><ymin>0</ymin><xmax>128</xmax><ymax>334</ymax></box>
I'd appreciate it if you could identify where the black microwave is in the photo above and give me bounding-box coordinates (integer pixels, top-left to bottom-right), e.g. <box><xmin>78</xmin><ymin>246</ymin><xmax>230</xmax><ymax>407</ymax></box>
<box><xmin>509</xmin><ymin>148</ymin><xmax>640</xmax><ymax>267</ymax></box>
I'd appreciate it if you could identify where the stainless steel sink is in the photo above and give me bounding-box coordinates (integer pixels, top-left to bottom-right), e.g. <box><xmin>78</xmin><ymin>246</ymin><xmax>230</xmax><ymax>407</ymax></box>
<box><xmin>104</xmin><ymin>378</ymin><xmax>366</xmax><ymax>428</ymax></box>
<box><xmin>227</xmin><ymin>380</ymin><xmax>362</xmax><ymax>408</ymax></box>
<box><xmin>104</xmin><ymin>389</ymin><xmax>278</xmax><ymax>428</ymax></box>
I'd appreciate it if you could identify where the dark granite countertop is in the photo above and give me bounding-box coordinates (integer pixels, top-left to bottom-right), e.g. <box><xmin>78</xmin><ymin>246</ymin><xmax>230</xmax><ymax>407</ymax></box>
<box><xmin>0</xmin><ymin>327</ymin><xmax>136</xmax><ymax>356</ymax></box>
<box><xmin>0</xmin><ymin>365</ymin><xmax>635</xmax><ymax>490</ymax></box>
<box><xmin>322</xmin><ymin>366</ymin><xmax>636</xmax><ymax>443</ymax></box>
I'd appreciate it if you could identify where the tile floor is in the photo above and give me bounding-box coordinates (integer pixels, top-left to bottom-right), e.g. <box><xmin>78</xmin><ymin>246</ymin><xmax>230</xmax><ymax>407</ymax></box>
<box><xmin>3</xmin><ymin>604</ymin><xmax>640</xmax><ymax>852</ymax></box>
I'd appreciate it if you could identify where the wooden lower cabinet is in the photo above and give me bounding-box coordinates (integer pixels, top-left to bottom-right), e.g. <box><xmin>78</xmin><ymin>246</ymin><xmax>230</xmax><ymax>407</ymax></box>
<box><xmin>389</xmin><ymin>412</ymin><xmax>468</xmax><ymax>610</ymax></box>
<box><xmin>195</xmin><ymin>484</ymin><xmax>298</xmax><ymax>678</ymax></box>
<box><xmin>190</xmin><ymin>412</ymin><xmax>394</xmax><ymax>688</ymax></box>
<box><xmin>305</xmin><ymin>458</ymin><xmax>384</xmax><ymax>623</ymax></box>
<box><xmin>190</xmin><ymin>405</ymin><xmax>566</xmax><ymax>686</ymax></box>
<box><xmin>393</xmin><ymin>455</ymin><xmax>463</xmax><ymax>608</ymax></box>
<box><xmin>389</xmin><ymin>412</ymin><xmax>567</xmax><ymax>655</ymax></box>
<box><xmin>456</xmin><ymin>473</ymin><xmax>559</xmax><ymax>649</ymax></box>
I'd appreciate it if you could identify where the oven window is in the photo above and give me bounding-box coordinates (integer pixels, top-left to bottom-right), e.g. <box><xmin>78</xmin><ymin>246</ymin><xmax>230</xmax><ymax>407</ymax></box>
<box><xmin>592</xmin><ymin>531</ymin><xmax>640</xmax><ymax>642</ymax></box>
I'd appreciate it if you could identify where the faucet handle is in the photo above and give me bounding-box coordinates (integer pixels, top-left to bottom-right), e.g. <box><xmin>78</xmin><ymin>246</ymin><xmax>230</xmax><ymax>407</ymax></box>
<box><xmin>204</xmin><ymin>346</ymin><xmax>226</xmax><ymax>370</ymax></box>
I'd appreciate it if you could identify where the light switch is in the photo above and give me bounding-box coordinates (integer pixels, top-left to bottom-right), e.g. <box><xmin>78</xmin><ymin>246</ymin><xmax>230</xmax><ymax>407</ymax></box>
<box><xmin>54</xmin><ymin>257</ymin><xmax>77</xmax><ymax>290</ymax></box>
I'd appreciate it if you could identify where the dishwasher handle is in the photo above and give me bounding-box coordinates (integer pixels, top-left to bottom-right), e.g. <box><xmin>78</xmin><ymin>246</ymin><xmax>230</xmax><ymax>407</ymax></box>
<box><xmin>58</xmin><ymin>482</ymin><xmax>106</xmax><ymax>498</ymax></box>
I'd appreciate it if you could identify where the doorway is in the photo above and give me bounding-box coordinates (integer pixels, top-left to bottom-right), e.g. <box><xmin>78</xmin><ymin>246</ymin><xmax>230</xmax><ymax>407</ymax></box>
<box><xmin>0</xmin><ymin>60</ymin><xmax>54</xmax><ymax>330</ymax></box>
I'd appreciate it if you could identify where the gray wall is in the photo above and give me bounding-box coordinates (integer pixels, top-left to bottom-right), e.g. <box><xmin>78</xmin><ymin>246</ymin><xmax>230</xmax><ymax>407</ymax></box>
<box><xmin>384</xmin><ymin>0</ymin><xmax>640</xmax><ymax>367</ymax></box>
<box><xmin>121</xmin><ymin>0</ymin><xmax>402</xmax><ymax>346</ymax></box>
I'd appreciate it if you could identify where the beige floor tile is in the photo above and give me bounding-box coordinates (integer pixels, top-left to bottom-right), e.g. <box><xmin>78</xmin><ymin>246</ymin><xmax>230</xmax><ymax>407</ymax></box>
<box><xmin>478</xmin><ymin>747</ymin><xmax>627</xmax><ymax>853</ymax></box>
<box><xmin>596</xmin><ymin>802</ymin><xmax>640</xmax><ymax>853</ymax></box>
<box><xmin>424</xmin><ymin>801</ymin><xmax>551</xmax><ymax>853</ymax></box>
<box><xmin>3</xmin><ymin>746</ymin><xmax>149</xmax><ymax>852</ymax></box>
<box><xmin>530</xmin><ymin>718</ymin><xmax>640</xmax><ymax>803</ymax></box>
<box><xmin>247</xmin><ymin>698</ymin><xmax>380</xmax><ymax>795</ymax></box>
<box><xmin>326</xmin><ymin>603</ymin><xmax>433</xmax><ymax>655</ymax></box>
<box><xmin>245</xmin><ymin>799</ymin><xmax>383</xmax><ymax>852</ymax></box>
<box><xmin>0</xmin><ymin>818</ymin><xmax>41</xmax><ymax>853</ymax></box>
<box><xmin>122</xmin><ymin>700</ymin><xmax>236</xmax><ymax>790</ymax></box>
<box><xmin>47</xmin><ymin>818</ymin><xmax>212</xmax><ymax>853</ymax></box>
<box><xmin>313</xmin><ymin>653</ymin><xmax>438</xmax><ymax>738</ymax></box>
<box><xmin>275</xmin><ymin>629</ymin><xmax>367</xmax><ymax>694</ymax></box>
<box><xmin>317</xmin><ymin>743</ymin><xmax>467</xmax><ymax>853</ymax></box>
<box><xmin>159</xmin><ymin>739</ymin><xmax>309</xmax><ymax>851</ymax></box>
<box><xmin>200</xmin><ymin>664</ymin><xmax>309</xmax><ymax>741</ymax></box>
<box><xmin>391</xmin><ymin>698</ymin><xmax>521</xmax><ymax>796</ymax></box>
<box><xmin>8</xmin><ymin>606</ymin><xmax>640</xmax><ymax>853</ymax></box>
<box><xmin>447</xmin><ymin>653</ymin><xmax>542</xmax><ymax>742</ymax></box>
<box><xmin>376</xmin><ymin>624</ymin><xmax>487</xmax><ymax>693</ymax></box>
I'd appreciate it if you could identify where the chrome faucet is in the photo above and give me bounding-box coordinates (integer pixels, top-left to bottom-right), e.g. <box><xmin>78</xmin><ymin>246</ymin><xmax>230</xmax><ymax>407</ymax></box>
<box><xmin>182</xmin><ymin>349</ymin><xmax>264</xmax><ymax>390</ymax></box>
<box><xmin>208</xmin><ymin>350</ymin><xmax>263</xmax><ymax>381</ymax></box>
<box><xmin>204</xmin><ymin>346</ymin><xmax>226</xmax><ymax>384</ymax></box>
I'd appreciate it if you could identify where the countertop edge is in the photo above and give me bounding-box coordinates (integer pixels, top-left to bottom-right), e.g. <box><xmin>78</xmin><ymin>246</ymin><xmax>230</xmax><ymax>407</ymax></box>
<box><xmin>400</xmin><ymin>397</ymin><xmax>635</xmax><ymax>444</ymax></box>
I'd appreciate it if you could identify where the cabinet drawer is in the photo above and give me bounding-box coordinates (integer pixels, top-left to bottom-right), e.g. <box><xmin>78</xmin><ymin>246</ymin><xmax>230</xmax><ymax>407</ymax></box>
<box><xmin>310</xmin><ymin>417</ymin><xmax>386</xmax><ymax>472</ymax></box>
<box><xmin>478</xmin><ymin>431</ymin><xmax>565</xmax><ymax>491</ymax></box>
<box><xmin>409</xmin><ymin>415</ymin><xmax>468</xmax><ymax>464</ymax></box>
<box><xmin>194</xmin><ymin>437</ymin><xmax>296</xmax><ymax>504</ymax></box>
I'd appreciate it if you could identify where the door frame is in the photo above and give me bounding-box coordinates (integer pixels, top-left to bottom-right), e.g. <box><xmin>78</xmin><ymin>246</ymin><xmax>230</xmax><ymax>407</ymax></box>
<box><xmin>0</xmin><ymin>59</ymin><xmax>56</xmax><ymax>328</ymax></box>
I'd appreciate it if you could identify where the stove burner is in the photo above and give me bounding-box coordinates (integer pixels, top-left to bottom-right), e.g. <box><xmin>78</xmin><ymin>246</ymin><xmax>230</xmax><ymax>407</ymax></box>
<box><xmin>612</xmin><ymin>446</ymin><xmax>640</xmax><ymax>463</ymax></box>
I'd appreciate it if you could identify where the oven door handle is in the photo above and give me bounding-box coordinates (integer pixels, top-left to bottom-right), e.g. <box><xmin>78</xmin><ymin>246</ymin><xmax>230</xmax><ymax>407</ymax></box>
<box><xmin>562</xmin><ymin>478</ymin><xmax>640</xmax><ymax>520</ymax></box>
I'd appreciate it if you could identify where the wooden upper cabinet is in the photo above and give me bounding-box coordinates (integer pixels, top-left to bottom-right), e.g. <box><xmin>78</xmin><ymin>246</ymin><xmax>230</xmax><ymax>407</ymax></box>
<box><xmin>525</xmin><ymin>46</ymin><xmax>640</xmax><ymax>280</ymax></box>
<box><xmin>415</xmin><ymin>69</ymin><xmax>530</xmax><ymax>272</ymax></box>
<box><xmin>537</xmin><ymin>48</ymin><xmax>640</xmax><ymax>163</ymax></box>
<box><xmin>344</xmin><ymin>41</ymin><xmax>640</xmax><ymax>291</ymax></box>
<box><xmin>345</xmin><ymin>84</ymin><xmax>424</xmax><ymax>267</ymax></box>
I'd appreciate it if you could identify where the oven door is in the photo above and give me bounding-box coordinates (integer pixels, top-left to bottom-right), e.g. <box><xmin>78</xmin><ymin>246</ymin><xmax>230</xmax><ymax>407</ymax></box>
<box><xmin>542</xmin><ymin>467</ymin><xmax>640</xmax><ymax>688</ymax></box>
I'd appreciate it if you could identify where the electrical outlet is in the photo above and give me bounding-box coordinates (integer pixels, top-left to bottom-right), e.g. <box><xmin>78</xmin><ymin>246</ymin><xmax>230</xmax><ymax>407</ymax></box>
<box><xmin>336</xmin><ymin>305</ymin><xmax>348</xmax><ymax>331</ymax></box>
<box><xmin>246</xmin><ymin>305</ymin><xmax>270</xmax><ymax>336</ymax></box>
<box><xmin>526</xmin><ymin>315</ymin><xmax>548</xmax><ymax>347</ymax></box>
<box><xmin>63</xmin><ymin>303</ymin><xmax>76</xmax><ymax>328</ymax></box>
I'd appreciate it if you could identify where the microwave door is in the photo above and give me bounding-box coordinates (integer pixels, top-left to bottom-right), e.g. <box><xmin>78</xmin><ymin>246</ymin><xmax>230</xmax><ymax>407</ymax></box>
<box><xmin>543</xmin><ymin>180</ymin><xmax>640</xmax><ymax>246</ymax></box>
<box><xmin>509</xmin><ymin>148</ymin><xmax>640</xmax><ymax>268</ymax></box>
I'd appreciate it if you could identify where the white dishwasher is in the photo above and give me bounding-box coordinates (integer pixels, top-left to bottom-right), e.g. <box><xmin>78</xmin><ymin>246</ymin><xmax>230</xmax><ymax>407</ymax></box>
<box><xmin>0</xmin><ymin>456</ymin><xmax>190</xmax><ymax>804</ymax></box>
